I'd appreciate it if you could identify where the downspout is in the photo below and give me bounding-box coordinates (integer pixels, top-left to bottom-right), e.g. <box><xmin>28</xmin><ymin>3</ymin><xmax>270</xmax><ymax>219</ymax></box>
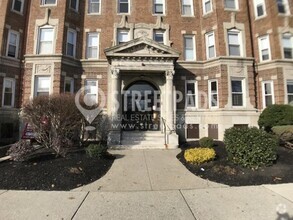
<box><xmin>246</xmin><ymin>0</ymin><xmax>259</xmax><ymax>110</ymax></box>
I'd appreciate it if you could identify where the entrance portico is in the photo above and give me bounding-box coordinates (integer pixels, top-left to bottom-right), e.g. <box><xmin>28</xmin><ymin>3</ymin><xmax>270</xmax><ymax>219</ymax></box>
<box><xmin>105</xmin><ymin>37</ymin><xmax>180</xmax><ymax>148</ymax></box>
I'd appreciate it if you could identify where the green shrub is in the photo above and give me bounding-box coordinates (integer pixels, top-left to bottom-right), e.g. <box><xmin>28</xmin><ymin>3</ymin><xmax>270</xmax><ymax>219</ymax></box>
<box><xmin>199</xmin><ymin>137</ymin><xmax>214</xmax><ymax>148</ymax></box>
<box><xmin>224</xmin><ymin>127</ymin><xmax>278</xmax><ymax>168</ymax></box>
<box><xmin>184</xmin><ymin>148</ymin><xmax>216</xmax><ymax>164</ymax></box>
<box><xmin>86</xmin><ymin>143</ymin><xmax>107</xmax><ymax>158</ymax></box>
<box><xmin>272</xmin><ymin>125</ymin><xmax>293</xmax><ymax>143</ymax></box>
<box><xmin>258</xmin><ymin>105</ymin><xmax>293</xmax><ymax>132</ymax></box>
<box><xmin>8</xmin><ymin>140</ymin><xmax>35</xmax><ymax>162</ymax></box>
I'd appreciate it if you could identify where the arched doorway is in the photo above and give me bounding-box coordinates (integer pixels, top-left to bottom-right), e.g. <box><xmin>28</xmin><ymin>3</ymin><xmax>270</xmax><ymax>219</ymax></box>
<box><xmin>122</xmin><ymin>81</ymin><xmax>160</xmax><ymax>131</ymax></box>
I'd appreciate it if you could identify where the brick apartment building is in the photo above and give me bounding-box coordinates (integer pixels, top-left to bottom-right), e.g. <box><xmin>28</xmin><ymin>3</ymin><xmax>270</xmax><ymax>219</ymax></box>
<box><xmin>0</xmin><ymin>0</ymin><xmax>292</xmax><ymax>147</ymax></box>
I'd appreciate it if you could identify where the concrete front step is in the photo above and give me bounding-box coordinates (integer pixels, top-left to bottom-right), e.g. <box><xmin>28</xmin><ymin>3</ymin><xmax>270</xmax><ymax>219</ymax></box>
<box><xmin>122</xmin><ymin>131</ymin><xmax>164</xmax><ymax>137</ymax></box>
<box><xmin>110</xmin><ymin>144</ymin><xmax>168</xmax><ymax>149</ymax></box>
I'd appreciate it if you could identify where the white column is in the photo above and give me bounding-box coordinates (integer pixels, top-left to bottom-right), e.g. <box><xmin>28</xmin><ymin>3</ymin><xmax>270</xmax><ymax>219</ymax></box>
<box><xmin>165</xmin><ymin>69</ymin><xmax>175</xmax><ymax>133</ymax></box>
<box><xmin>111</xmin><ymin>68</ymin><xmax>121</xmax><ymax>129</ymax></box>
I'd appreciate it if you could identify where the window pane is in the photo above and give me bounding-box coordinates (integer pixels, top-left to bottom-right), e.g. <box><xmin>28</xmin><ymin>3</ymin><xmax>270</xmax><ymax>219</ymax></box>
<box><xmin>119</xmin><ymin>1</ymin><xmax>129</xmax><ymax>13</ymax></box>
<box><xmin>187</xmin><ymin>95</ymin><xmax>196</xmax><ymax>107</ymax></box>
<box><xmin>8</xmin><ymin>45</ymin><xmax>16</xmax><ymax>57</ymax></box>
<box><xmin>88</xmin><ymin>47</ymin><xmax>98</xmax><ymax>58</ymax></box>
<box><xmin>228</xmin><ymin>33</ymin><xmax>239</xmax><ymax>44</ymax></box>
<box><xmin>13</xmin><ymin>0</ymin><xmax>22</xmax><ymax>11</ymax></box>
<box><xmin>211</xmin><ymin>81</ymin><xmax>217</xmax><ymax>92</ymax></box>
<box><xmin>287</xmin><ymin>82</ymin><xmax>293</xmax><ymax>93</ymax></box>
<box><xmin>262</xmin><ymin>49</ymin><xmax>269</xmax><ymax>60</ymax></box>
<box><xmin>154</xmin><ymin>31</ymin><xmax>164</xmax><ymax>43</ymax></box>
<box><xmin>264</xmin><ymin>83</ymin><xmax>272</xmax><ymax>94</ymax></box>
<box><xmin>67</xmin><ymin>43</ymin><xmax>74</xmax><ymax>56</ymax></box>
<box><xmin>257</xmin><ymin>5</ymin><xmax>264</xmax><ymax>16</ymax></box>
<box><xmin>282</xmin><ymin>36</ymin><xmax>291</xmax><ymax>48</ymax></box>
<box><xmin>229</xmin><ymin>45</ymin><xmax>240</xmax><ymax>56</ymax></box>
<box><xmin>232</xmin><ymin>94</ymin><xmax>243</xmax><ymax>106</ymax></box>
<box><xmin>209</xmin><ymin>46</ymin><xmax>215</xmax><ymax>58</ymax></box>
<box><xmin>90</xmin><ymin>0</ymin><xmax>100</xmax><ymax>13</ymax></box>
<box><xmin>187</xmin><ymin>83</ymin><xmax>195</xmax><ymax>94</ymax></box>
<box><xmin>284</xmin><ymin>49</ymin><xmax>293</xmax><ymax>58</ymax></box>
<box><xmin>36</xmin><ymin>77</ymin><xmax>50</xmax><ymax>96</ymax></box>
<box><xmin>41</xmin><ymin>29</ymin><xmax>53</xmax><ymax>41</ymax></box>
<box><xmin>205</xmin><ymin>1</ymin><xmax>211</xmax><ymax>12</ymax></box>
<box><xmin>265</xmin><ymin>96</ymin><xmax>273</xmax><ymax>106</ymax></box>
<box><xmin>9</xmin><ymin>33</ymin><xmax>17</xmax><ymax>45</ymax></box>
<box><xmin>88</xmin><ymin>35</ymin><xmax>98</xmax><ymax>47</ymax></box>
<box><xmin>232</xmin><ymin>80</ymin><xmax>242</xmax><ymax>92</ymax></box>
<box><xmin>155</xmin><ymin>4</ymin><xmax>163</xmax><ymax>13</ymax></box>
<box><xmin>211</xmin><ymin>94</ymin><xmax>218</xmax><ymax>107</ymax></box>
<box><xmin>183</xmin><ymin>5</ymin><xmax>192</xmax><ymax>15</ymax></box>
<box><xmin>288</xmin><ymin>95</ymin><xmax>293</xmax><ymax>103</ymax></box>
<box><xmin>71</xmin><ymin>0</ymin><xmax>77</xmax><ymax>9</ymax></box>
<box><xmin>118</xmin><ymin>30</ymin><xmax>129</xmax><ymax>43</ymax></box>
<box><xmin>185</xmin><ymin>49</ymin><xmax>194</xmax><ymax>60</ymax></box>
<box><xmin>225</xmin><ymin>0</ymin><xmax>236</xmax><ymax>9</ymax></box>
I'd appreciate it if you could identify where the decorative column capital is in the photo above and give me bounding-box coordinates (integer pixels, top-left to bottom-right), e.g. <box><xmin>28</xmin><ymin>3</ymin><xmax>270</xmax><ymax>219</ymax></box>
<box><xmin>111</xmin><ymin>68</ymin><xmax>120</xmax><ymax>79</ymax></box>
<box><xmin>165</xmin><ymin>69</ymin><xmax>175</xmax><ymax>80</ymax></box>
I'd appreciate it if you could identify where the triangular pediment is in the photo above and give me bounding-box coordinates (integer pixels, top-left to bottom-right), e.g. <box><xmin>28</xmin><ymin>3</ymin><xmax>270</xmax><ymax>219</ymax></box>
<box><xmin>104</xmin><ymin>37</ymin><xmax>180</xmax><ymax>61</ymax></box>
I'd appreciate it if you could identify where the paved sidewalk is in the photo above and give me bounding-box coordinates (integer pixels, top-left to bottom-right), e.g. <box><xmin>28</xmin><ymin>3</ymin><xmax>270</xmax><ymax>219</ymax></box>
<box><xmin>75</xmin><ymin>149</ymin><xmax>226</xmax><ymax>192</ymax></box>
<box><xmin>0</xmin><ymin>149</ymin><xmax>292</xmax><ymax>219</ymax></box>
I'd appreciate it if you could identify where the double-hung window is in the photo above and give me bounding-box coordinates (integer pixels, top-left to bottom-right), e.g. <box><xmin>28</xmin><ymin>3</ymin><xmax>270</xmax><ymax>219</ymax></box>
<box><xmin>206</xmin><ymin>32</ymin><xmax>215</xmax><ymax>59</ymax></box>
<box><xmin>228</xmin><ymin>29</ymin><xmax>242</xmax><ymax>56</ymax></box>
<box><xmin>282</xmin><ymin>33</ymin><xmax>293</xmax><ymax>59</ymax></box>
<box><xmin>87</xmin><ymin>33</ymin><xmax>99</xmax><ymax>59</ymax></box>
<box><xmin>287</xmin><ymin>80</ymin><xmax>293</xmax><ymax>104</ymax></box>
<box><xmin>64</xmin><ymin>77</ymin><xmax>74</xmax><ymax>94</ymax></box>
<box><xmin>231</xmin><ymin>79</ymin><xmax>244</xmax><ymax>107</ymax></box>
<box><xmin>2</xmin><ymin>78</ymin><xmax>15</xmax><ymax>107</ymax></box>
<box><xmin>41</xmin><ymin>0</ymin><xmax>57</xmax><ymax>5</ymax></box>
<box><xmin>184</xmin><ymin>35</ymin><xmax>195</xmax><ymax>61</ymax></box>
<box><xmin>203</xmin><ymin>0</ymin><xmax>212</xmax><ymax>14</ymax></box>
<box><xmin>224</xmin><ymin>0</ymin><xmax>238</xmax><ymax>10</ymax></box>
<box><xmin>85</xmin><ymin>80</ymin><xmax>98</xmax><ymax>105</ymax></box>
<box><xmin>118</xmin><ymin>0</ymin><xmax>129</xmax><ymax>14</ymax></box>
<box><xmin>66</xmin><ymin>29</ymin><xmax>77</xmax><ymax>57</ymax></box>
<box><xmin>117</xmin><ymin>29</ymin><xmax>129</xmax><ymax>44</ymax></box>
<box><xmin>258</xmin><ymin>35</ymin><xmax>271</xmax><ymax>61</ymax></box>
<box><xmin>254</xmin><ymin>0</ymin><xmax>266</xmax><ymax>18</ymax></box>
<box><xmin>37</xmin><ymin>27</ymin><xmax>54</xmax><ymax>54</ymax></box>
<box><xmin>7</xmin><ymin>30</ymin><xmax>20</xmax><ymax>58</ymax></box>
<box><xmin>277</xmin><ymin>0</ymin><xmax>289</xmax><ymax>14</ymax></box>
<box><xmin>262</xmin><ymin>81</ymin><xmax>275</xmax><ymax>108</ymax></box>
<box><xmin>153</xmin><ymin>0</ymin><xmax>164</xmax><ymax>14</ymax></box>
<box><xmin>154</xmin><ymin>30</ymin><xmax>165</xmax><ymax>44</ymax></box>
<box><xmin>186</xmin><ymin>81</ymin><xmax>197</xmax><ymax>109</ymax></box>
<box><xmin>70</xmin><ymin>0</ymin><xmax>79</xmax><ymax>11</ymax></box>
<box><xmin>35</xmin><ymin>76</ymin><xmax>51</xmax><ymax>97</ymax></box>
<box><xmin>88</xmin><ymin>0</ymin><xmax>100</xmax><ymax>14</ymax></box>
<box><xmin>209</xmin><ymin>80</ymin><xmax>218</xmax><ymax>108</ymax></box>
<box><xmin>182</xmin><ymin>0</ymin><xmax>193</xmax><ymax>16</ymax></box>
<box><xmin>12</xmin><ymin>0</ymin><xmax>24</xmax><ymax>13</ymax></box>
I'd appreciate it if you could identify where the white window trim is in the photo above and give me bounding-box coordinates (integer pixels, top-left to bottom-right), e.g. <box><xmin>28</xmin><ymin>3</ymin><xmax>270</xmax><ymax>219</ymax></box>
<box><xmin>153</xmin><ymin>0</ymin><xmax>165</xmax><ymax>15</ymax></box>
<box><xmin>224</xmin><ymin>0</ymin><xmax>239</xmax><ymax>10</ymax></box>
<box><xmin>185</xmin><ymin>80</ymin><xmax>198</xmax><ymax>110</ymax></box>
<box><xmin>2</xmin><ymin>78</ymin><xmax>16</xmax><ymax>108</ymax></box>
<box><xmin>231</xmin><ymin>78</ymin><xmax>246</xmax><ymax>108</ymax></box>
<box><xmin>88</xmin><ymin>0</ymin><xmax>101</xmax><ymax>14</ymax></box>
<box><xmin>262</xmin><ymin>80</ymin><xmax>275</xmax><ymax>108</ymax></box>
<box><xmin>281</xmin><ymin>33</ymin><xmax>293</xmax><ymax>59</ymax></box>
<box><xmin>118</xmin><ymin>0</ymin><xmax>130</xmax><ymax>14</ymax></box>
<box><xmin>227</xmin><ymin>29</ymin><xmax>243</xmax><ymax>57</ymax></box>
<box><xmin>34</xmin><ymin>76</ymin><xmax>52</xmax><ymax>98</ymax></box>
<box><xmin>258</xmin><ymin>35</ymin><xmax>271</xmax><ymax>62</ymax></box>
<box><xmin>117</xmin><ymin>29</ymin><xmax>130</xmax><ymax>45</ymax></box>
<box><xmin>208</xmin><ymin>79</ymin><xmax>219</xmax><ymax>108</ymax></box>
<box><xmin>203</xmin><ymin>0</ymin><xmax>213</xmax><ymax>15</ymax></box>
<box><xmin>85</xmin><ymin>79</ymin><xmax>99</xmax><ymax>104</ymax></box>
<box><xmin>277</xmin><ymin>0</ymin><xmax>290</xmax><ymax>15</ymax></box>
<box><xmin>181</xmin><ymin>0</ymin><xmax>194</xmax><ymax>16</ymax></box>
<box><xmin>253</xmin><ymin>0</ymin><xmax>267</xmax><ymax>19</ymax></box>
<box><xmin>40</xmin><ymin>0</ymin><xmax>57</xmax><ymax>6</ymax></box>
<box><xmin>66</xmin><ymin>29</ymin><xmax>77</xmax><ymax>58</ymax></box>
<box><xmin>64</xmin><ymin>77</ymin><xmax>74</xmax><ymax>94</ymax></box>
<box><xmin>153</xmin><ymin>29</ymin><xmax>166</xmax><ymax>44</ymax></box>
<box><xmin>205</xmin><ymin>31</ymin><xmax>216</xmax><ymax>59</ymax></box>
<box><xmin>286</xmin><ymin>80</ymin><xmax>293</xmax><ymax>104</ymax></box>
<box><xmin>6</xmin><ymin>30</ymin><xmax>20</xmax><ymax>59</ymax></box>
<box><xmin>86</xmin><ymin>32</ymin><xmax>100</xmax><ymax>59</ymax></box>
<box><xmin>37</xmin><ymin>26</ymin><xmax>55</xmax><ymax>55</ymax></box>
<box><xmin>11</xmin><ymin>0</ymin><xmax>24</xmax><ymax>14</ymax></box>
<box><xmin>70</xmin><ymin>0</ymin><xmax>79</xmax><ymax>12</ymax></box>
<box><xmin>184</xmin><ymin>35</ymin><xmax>196</xmax><ymax>61</ymax></box>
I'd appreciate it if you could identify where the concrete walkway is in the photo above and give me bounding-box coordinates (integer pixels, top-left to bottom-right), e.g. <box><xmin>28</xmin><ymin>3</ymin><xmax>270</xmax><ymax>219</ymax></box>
<box><xmin>75</xmin><ymin>149</ymin><xmax>226</xmax><ymax>192</ymax></box>
<box><xmin>0</xmin><ymin>149</ymin><xmax>293</xmax><ymax>219</ymax></box>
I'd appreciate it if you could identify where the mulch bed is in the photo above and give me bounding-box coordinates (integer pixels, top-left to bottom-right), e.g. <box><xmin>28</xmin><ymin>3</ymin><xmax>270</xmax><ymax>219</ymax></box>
<box><xmin>0</xmin><ymin>148</ymin><xmax>115</xmax><ymax>191</ymax></box>
<box><xmin>177</xmin><ymin>141</ymin><xmax>293</xmax><ymax>186</ymax></box>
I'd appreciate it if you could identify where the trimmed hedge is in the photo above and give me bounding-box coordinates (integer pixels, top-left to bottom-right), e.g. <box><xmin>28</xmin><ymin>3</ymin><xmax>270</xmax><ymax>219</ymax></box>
<box><xmin>224</xmin><ymin>127</ymin><xmax>278</xmax><ymax>168</ymax></box>
<box><xmin>199</xmin><ymin>137</ymin><xmax>214</xmax><ymax>148</ymax></box>
<box><xmin>86</xmin><ymin>143</ymin><xmax>107</xmax><ymax>158</ymax></box>
<box><xmin>272</xmin><ymin>125</ymin><xmax>293</xmax><ymax>143</ymax></box>
<box><xmin>258</xmin><ymin>105</ymin><xmax>293</xmax><ymax>132</ymax></box>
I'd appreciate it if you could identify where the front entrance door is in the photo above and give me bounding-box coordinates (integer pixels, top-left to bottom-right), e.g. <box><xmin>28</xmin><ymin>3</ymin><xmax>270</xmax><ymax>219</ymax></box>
<box><xmin>122</xmin><ymin>81</ymin><xmax>160</xmax><ymax>131</ymax></box>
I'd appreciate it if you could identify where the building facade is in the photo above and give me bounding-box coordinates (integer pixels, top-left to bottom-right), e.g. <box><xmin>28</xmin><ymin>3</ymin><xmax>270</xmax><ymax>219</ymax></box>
<box><xmin>0</xmin><ymin>0</ymin><xmax>292</xmax><ymax>147</ymax></box>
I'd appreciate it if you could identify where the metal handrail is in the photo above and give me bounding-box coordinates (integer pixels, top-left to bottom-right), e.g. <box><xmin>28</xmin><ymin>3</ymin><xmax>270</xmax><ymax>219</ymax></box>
<box><xmin>161</xmin><ymin>117</ymin><xmax>167</xmax><ymax>146</ymax></box>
